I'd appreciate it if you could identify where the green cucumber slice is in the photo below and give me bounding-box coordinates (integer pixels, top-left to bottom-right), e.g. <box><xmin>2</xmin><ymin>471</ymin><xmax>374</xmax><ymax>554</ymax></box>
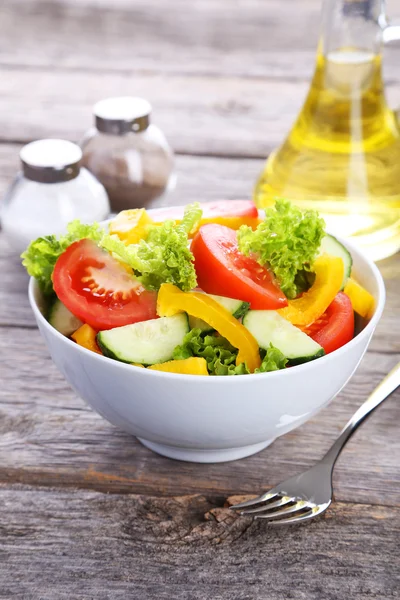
<box><xmin>243</xmin><ymin>310</ymin><xmax>324</xmax><ymax>365</ymax></box>
<box><xmin>48</xmin><ymin>299</ymin><xmax>83</xmax><ymax>336</ymax></box>
<box><xmin>97</xmin><ymin>314</ymin><xmax>189</xmax><ymax>365</ymax></box>
<box><xmin>319</xmin><ymin>233</ymin><xmax>352</xmax><ymax>290</ymax></box>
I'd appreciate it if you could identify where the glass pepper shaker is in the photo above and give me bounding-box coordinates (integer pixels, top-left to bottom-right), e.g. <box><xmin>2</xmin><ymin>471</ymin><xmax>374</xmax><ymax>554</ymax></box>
<box><xmin>80</xmin><ymin>96</ymin><xmax>174</xmax><ymax>213</ymax></box>
<box><xmin>1</xmin><ymin>139</ymin><xmax>110</xmax><ymax>254</ymax></box>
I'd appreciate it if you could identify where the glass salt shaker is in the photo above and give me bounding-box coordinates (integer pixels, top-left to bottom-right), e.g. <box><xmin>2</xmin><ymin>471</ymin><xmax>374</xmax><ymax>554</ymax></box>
<box><xmin>0</xmin><ymin>139</ymin><xmax>110</xmax><ymax>254</ymax></box>
<box><xmin>80</xmin><ymin>97</ymin><xmax>174</xmax><ymax>213</ymax></box>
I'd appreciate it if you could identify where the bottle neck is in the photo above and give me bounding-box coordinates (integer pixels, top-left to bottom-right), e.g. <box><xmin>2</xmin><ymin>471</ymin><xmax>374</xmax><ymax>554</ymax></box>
<box><xmin>320</xmin><ymin>0</ymin><xmax>385</xmax><ymax>57</ymax></box>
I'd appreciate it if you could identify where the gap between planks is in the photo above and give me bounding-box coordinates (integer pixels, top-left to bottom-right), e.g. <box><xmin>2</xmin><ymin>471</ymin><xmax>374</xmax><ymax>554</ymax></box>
<box><xmin>0</xmin><ymin>60</ymin><xmax>317</xmax><ymax>83</ymax></box>
<box><xmin>1</xmin><ymin>476</ymin><xmax>399</xmax><ymax>512</ymax></box>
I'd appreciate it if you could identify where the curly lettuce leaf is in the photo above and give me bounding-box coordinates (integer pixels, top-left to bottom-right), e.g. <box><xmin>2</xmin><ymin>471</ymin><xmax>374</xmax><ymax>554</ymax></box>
<box><xmin>21</xmin><ymin>220</ymin><xmax>104</xmax><ymax>296</ymax></box>
<box><xmin>173</xmin><ymin>328</ymin><xmax>249</xmax><ymax>375</ymax></box>
<box><xmin>178</xmin><ymin>202</ymin><xmax>203</xmax><ymax>235</ymax></box>
<box><xmin>101</xmin><ymin>203</ymin><xmax>202</xmax><ymax>292</ymax></box>
<box><xmin>173</xmin><ymin>329</ymin><xmax>287</xmax><ymax>376</ymax></box>
<box><xmin>237</xmin><ymin>199</ymin><xmax>325</xmax><ymax>299</ymax></box>
<box><xmin>255</xmin><ymin>344</ymin><xmax>288</xmax><ymax>373</ymax></box>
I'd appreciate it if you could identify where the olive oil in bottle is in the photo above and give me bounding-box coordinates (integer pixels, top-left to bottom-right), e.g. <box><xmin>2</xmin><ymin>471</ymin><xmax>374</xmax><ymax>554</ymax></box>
<box><xmin>255</xmin><ymin>0</ymin><xmax>400</xmax><ymax>261</ymax></box>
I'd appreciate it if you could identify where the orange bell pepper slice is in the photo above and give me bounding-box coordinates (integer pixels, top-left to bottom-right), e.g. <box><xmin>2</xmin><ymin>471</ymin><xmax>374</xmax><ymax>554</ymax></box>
<box><xmin>278</xmin><ymin>256</ymin><xmax>344</xmax><ymax>327</ymax></box>
<box><xmin>157</xmin><ymin>284</ymin><xmax>261</xmax><ymax>372</ymax></box>
<box><xmin>71</xmin><ymin>324</ymin><xmax>102</xmax><ymax>354</ymax></box>
<box><xmin>344</xmin><ymin>277</ymin><xmax>375</xmax><ymax>319</ymax></box>
<box><xmin>109</xmin><ymin>208</ymin><xmax>153</xmax><ymax>245</ymax></box>
<box><xmin>148</xmin><ymin>357</ymin><xmax>209</xmax><ymax>375</ymax></box>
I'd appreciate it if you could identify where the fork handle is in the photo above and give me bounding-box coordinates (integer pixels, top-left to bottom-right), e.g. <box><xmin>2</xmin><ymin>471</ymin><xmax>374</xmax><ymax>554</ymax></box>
<box><xmin>321</xmin><ymin>361</ymin><xmax>400</xmax><ymax>468</ymax></box>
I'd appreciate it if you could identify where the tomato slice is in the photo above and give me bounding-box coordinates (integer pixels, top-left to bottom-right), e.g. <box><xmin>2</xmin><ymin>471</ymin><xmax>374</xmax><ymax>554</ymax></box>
<box><xmin>191</xmin><ymin>224</ymin><xmax>288</xmax><ymax>309</ymax></box>
<box><xmin>52</xmin><ymin>239</ymin><xmax>157</xmax><ymax>331</ymax></box>
<box><xmin>151</xmin><ymin>200</ymin><xmax>259</xmax><ymax>230</ymax></box>
<box><xmin>303</xmin><ymin>292</ymin><xmax>354</xmax><ymax>354</ymax></box>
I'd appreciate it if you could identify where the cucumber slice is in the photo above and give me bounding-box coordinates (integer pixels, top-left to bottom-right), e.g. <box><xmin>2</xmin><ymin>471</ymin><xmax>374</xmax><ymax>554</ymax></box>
<box><xmin>243</xmin><ymin>310</ymin><xmax>324</xmax><ymax>365</ymax></box>
<box><xmin>319</xmin><ymin>234</ymin><xmax>352</xmax><ymax>290</ymax></box>
<box><xmin>188</xmin><ymin>294</ymin><xmax>250</xmax><ymax>333</ymax></box>
<box><xmin>97</xmin><ymin>314</ymin><xmax>189</xmax><ymax>365</ymax></box>
<box><xmin>188</xmin><ymin>316</ymin><xmax>213</xmax><ymax>332</ymax></box>
<box><xmin>48</xmin><ymin>299</ymin><xmax>83</xmax><ymax>336</ymax></box>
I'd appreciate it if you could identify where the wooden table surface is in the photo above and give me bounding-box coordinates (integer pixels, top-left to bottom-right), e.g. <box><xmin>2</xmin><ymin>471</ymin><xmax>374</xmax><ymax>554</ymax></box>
<box><xmin>1</xmin><ymin>1</ymin><xmax>399</xmax><ymax>598</ymax></box>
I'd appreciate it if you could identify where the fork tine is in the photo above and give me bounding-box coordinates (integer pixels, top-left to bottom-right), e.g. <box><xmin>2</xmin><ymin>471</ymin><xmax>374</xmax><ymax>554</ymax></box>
<box><xmin>229</xmin><ymin>492</ymin><xmax>278</xmax><ymax>511</ymax></box>
<box><xmin>267</xmin><ymin>511</ymin><xmax>315</xmax><ymax>526</ymax></box>
<box><xmin>239</xmin><ymin>495</ymin><xmax>293</xmax><ymax>515</ymax></box>
<box><xmin>254</xmin><ymin>501</ymin><xmax>311</xmax><ymax>521</ymax></box>
<box><xmin>264</xmin><ymin>503</ymin><xmax>329</xmax><ymax>526</ymax></box>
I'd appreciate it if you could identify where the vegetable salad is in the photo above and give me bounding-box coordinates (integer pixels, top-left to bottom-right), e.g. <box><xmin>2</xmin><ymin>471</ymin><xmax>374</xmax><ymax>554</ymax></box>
<box><xmin>22</xmin><ymin>199</ymin><xmax>375</xmax><ymax>376</ymax></box>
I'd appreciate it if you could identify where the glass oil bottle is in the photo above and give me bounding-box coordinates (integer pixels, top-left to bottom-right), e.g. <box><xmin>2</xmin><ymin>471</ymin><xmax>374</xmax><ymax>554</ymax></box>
<box><xmin>255</xmin><ymin>0</ymin><xmax>400</xmax><ymax>260</ymax></box>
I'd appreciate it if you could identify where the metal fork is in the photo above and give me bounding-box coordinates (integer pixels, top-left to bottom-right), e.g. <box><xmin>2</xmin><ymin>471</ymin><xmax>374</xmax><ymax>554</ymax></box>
<box><xmin>230</xmin><ymin>362</ymin><xmax>400</xmax><ymax>525</ymax></box>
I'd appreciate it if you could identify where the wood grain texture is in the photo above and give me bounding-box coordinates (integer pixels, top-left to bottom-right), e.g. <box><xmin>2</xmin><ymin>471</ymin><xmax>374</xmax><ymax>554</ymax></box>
<box><xmin>0</xmin><ymin>0</ymin><xmax>334</xmax><ymax>79</ymax></box>
<box><xmin>0</xmin><ymin>324</ymin><xmax>399</xmax><ymax>506</ymax></box>
<box><xmin>0</xmin><ymin>67</ymin><xmax>313</xmax><ymax>157</ymax></box>
<box><xmin>1</xmin><ymin>0</ymin><xmax>398</xmax><ymax>80</ymax></box>
<box><xmin>0</xmin><ymin>486</ymin><xmax>399</xmax><ymax>600</ymax></box>
<box><xmin>1</xmin><ymin>67</ymin><xmax>400</xmax><ymax>157</ymax></box>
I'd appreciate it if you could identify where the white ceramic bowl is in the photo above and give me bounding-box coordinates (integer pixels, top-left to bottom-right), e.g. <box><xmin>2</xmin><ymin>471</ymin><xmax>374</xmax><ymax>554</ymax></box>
<box><xmin>28</xmin><ymin>233</ymin><xmax>385</xmax><ymax>463</ymax></box>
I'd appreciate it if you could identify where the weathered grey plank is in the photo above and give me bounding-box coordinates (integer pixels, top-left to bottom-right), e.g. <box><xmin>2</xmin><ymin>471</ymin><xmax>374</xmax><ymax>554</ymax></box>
<box><xmin>1</xmin><ymin>67</ymin><xmax>400</xmax><ymax>157</ymax></box>
<box><xmin>0</xmin><ymin>0</ymin><xmax>326</xmax><ymax>80</ymax></box>
<box><xmin>1</xmin><ymin>0</ymin><xmax>399</xmax><ymax>82</ymax></box>
<box><xmin>0</xmin><ymin>325</ymin><xmax>398</xmax><ymax>506</ymax></box>
<box><xmin>0</xmin><ymin>67</ymin><xmax>310</xmax><ymax>156</ymax></box>
<box><xmin>0</xmin><ymin>485</ymin><xmax>399</xmax><ymax>600</ymax></box>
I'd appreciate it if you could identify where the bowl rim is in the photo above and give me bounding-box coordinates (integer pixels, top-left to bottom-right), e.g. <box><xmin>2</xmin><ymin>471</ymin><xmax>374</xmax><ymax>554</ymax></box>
<box><xmin>28</xmin><ymin>220</ymin><xmax>386</xmax><ymax>383</ymax></box>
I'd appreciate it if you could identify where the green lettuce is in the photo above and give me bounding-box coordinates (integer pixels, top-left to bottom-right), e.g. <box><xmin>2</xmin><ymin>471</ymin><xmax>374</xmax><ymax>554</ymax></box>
<box><xmin>21</xmin><ymin>220</ymin><xmax>104</xmax><ymax>296</ymax></box>
<box><xmin>237</xmin><ymin>199</ymin><xmax>325</xmax><ymax>299</ymax></box>
<box><xmin>101</xmin><ymin>203</ymin><xmax>202</xmax><ymax>292</ymax></box>
<box><xmin>173</xmin><ymin>328</ymin><xmax>249</xmax><ymax>375</ymax></box>
<box><xmin>173</xmin><ymin>329</ymin><xmax>287</xmax><ymax>376</ymax></box>
<box><xmin>255</xmin><ymin>344</ymin><xmax>288</xmax><ymax>373</ymax></box>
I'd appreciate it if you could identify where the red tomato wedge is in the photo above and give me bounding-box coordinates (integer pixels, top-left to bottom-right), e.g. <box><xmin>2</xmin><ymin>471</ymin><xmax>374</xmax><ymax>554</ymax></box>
<box><xmin>303</xmin><ymin>292</ymin><xmax>354</xmax><ymax>354</ymax></box>
<box><xmin>191</xmin><ymin>224</ymin><xmax>288</xmax><ymax>310</ymax></box>
<box><xmin>52</xmin><ymin>239</ymin><xmax>157</xmax><ymax>331</ymax></box>
<box><xmin>151</xmin><ymin>200</ymin><xmax>259</xmax><ymax>232</ymax></box>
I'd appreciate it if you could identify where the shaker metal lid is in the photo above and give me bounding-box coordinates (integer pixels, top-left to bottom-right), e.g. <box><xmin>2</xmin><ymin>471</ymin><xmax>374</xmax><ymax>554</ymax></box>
<box><xmin>20</xmin><ymin>139</ymin><xmax>82</xmax><ymax>184</ymax></box>
<box><xmin>93</xmin><ymin>96</ymin><xmax>151</xmax><ymax>134</ymax></box>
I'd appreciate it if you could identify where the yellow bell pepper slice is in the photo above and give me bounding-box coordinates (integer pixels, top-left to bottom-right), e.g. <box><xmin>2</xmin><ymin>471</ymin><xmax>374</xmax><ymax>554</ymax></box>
<box><xmin>157</xmin><ymin>284</ymin><xmax>261</xmax><ymax>372</ymax></box>
<box><xmin>109</xmin><ymin>208</ymin><xmax>153</xmax><ymax>245</ymax></box>
<box><xmin>278</xmin><ymin>256</ymin><xmax>344</xmax><ymax>327</ymax></box>
<box><xmin>71</xmin><ymin>324</ymin><xmax>102</xmax><ymax>354</ymax></box>
<box><xmin>344</xmin><ymin>277</ymin><xmax>375</xmax><ymax>319</ymax></box>
<box><xmin>148</xmin><ymin>357</ymin><xmax>209</xmax><ymax>375</ymax></box>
